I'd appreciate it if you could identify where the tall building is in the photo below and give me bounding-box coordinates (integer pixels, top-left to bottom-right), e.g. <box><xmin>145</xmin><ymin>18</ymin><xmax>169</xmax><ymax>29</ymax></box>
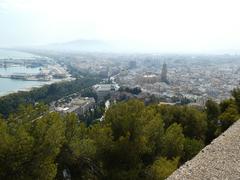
<box><xmin>161</xmin><ymin>62</ymin><xmax>168</xmax><ymax>83</ymax></box>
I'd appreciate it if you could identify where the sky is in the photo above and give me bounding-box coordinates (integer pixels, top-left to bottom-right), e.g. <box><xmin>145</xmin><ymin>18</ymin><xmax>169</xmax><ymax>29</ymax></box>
<box><xmin>0</xmin><ymin>0</ymin><xmax>240</xmax><ymax>53</ymax></box>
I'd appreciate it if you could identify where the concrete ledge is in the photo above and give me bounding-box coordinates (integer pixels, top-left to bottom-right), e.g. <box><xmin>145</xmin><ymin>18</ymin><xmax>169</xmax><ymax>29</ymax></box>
<box><xmin>167</xmin><ymin>120</ymin><xmax>240</xmax><ymax>180</ymax></box>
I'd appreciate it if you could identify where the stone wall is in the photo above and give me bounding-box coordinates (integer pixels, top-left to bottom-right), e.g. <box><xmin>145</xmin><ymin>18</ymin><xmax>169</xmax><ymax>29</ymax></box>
<box><xmin>167</xmin><ymin>120</ymin><xmax>240</xmax><ymax>180</ymax></box>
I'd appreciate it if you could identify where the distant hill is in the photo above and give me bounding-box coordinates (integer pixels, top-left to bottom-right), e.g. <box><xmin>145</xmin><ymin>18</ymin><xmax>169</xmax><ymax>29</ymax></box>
<box><xmin>47</xmin><ymin>39</ymin><xmax>113</xmax><ymax>52</ymax></box>
<box><xmin>33</xmin><ymin>39</ymin><xmax>151</xmax><ymax>53</ymax></box>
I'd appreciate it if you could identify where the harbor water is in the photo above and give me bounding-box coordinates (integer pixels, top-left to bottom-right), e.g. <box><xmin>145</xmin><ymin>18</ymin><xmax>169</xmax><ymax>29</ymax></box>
<box><xmin>0</xmin><ymin>49</ymin><xmax>56</xmax><ymax>96</ymax></box>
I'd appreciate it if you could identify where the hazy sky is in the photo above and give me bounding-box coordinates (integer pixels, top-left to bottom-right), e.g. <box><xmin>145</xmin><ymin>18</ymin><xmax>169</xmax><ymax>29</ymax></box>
<box><xmin>1</xmin><ymin>0</ymin><xmax>240</xmax><ymax>53</ymax></box>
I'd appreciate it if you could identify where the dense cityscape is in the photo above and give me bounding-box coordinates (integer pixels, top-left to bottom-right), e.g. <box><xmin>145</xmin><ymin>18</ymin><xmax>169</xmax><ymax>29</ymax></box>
<box><xmin>6</xmin><ymin>50</ymin><xmax>238</xmax><ymax>121</ymax></box>
<box><xmin>53</xmin><ymin>52</ymin><xmax>240</xmax><ymax>106</ymax></box>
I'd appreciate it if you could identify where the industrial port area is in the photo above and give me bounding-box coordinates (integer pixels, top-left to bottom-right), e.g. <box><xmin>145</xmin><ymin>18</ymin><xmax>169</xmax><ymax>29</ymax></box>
<box><xmin>0</xmin><ymin>57</ymin><xmax>73</xmax><ymax>82</ymax></box>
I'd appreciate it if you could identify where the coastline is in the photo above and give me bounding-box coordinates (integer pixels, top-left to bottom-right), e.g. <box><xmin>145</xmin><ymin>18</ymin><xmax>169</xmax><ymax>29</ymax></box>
<box><xmin>0</xmin><ymin>49</ymin><xmax>75</xmax><ymax>98</ymax></box>
<box><xmin>0</xmin><ymin>77</ymin><xmax>74</xmax><ymax>98</ymax></box>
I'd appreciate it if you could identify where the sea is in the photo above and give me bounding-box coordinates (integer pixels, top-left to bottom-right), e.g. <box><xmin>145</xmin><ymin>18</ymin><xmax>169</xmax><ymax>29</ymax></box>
<box><xmin>0</xmin><ymin>49</ymin><xmax>54</xmax><ymax>96</ymax></box>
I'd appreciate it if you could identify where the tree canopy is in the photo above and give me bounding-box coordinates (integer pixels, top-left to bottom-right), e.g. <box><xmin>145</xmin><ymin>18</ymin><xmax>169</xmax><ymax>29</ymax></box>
<box><xmin>1</xmin><ymin>88</ymin><xmax>240</xmax><ymax>179</ymax></box>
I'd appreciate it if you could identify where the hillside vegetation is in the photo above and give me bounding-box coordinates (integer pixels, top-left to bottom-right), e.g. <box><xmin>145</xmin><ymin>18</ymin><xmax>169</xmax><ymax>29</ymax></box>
<box><xmin>1</xmin><ymin>89</ymin><xmax>240</xmax><ymax>179</ymax></box>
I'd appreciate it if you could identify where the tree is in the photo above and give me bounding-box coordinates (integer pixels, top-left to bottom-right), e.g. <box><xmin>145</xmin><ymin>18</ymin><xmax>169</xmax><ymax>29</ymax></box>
<box><xmin>219</xmin><ymin>99</ymin><xmax>235</xmax><ymax>113</ymax></box>
<box><xmin>0</xmin><ymin>118</ymin><xmax>34</xmax><ymax>179</ymax></box>
<box><xmin>205</xmin><ymin>99</ymin><xmax>220</xmax><ymax>143</ymax></box>
<box><xmin>181</xmin><ymin>107</ymin><xmax>207</xmax><ymax>140</ymax></box>
<box><xmin>0</xmin><ymin>108</ymin><xmax>65</xmax><ymax>180</ymax></box>
<box><xmin>29</xmin><ymin>112</ymin><xmax>66</xmax><ymax>179</ymax></box>
<box><xmin>182</xmin><ymin>138</ymin><xmax>204</xmax><ymax>162</ymax></box>
<box><xmin>232</xmin><ymin>88</ymin><xmax>240</xmax><ymax>112</ymax></box>
<box><xmin>157</xmin><ymin>105</ymin><xmax>207</xmax><ymax>140</ymax></box>
<box><xmin>103</xmin><ymin>100</ymin><xmax>147</xmax><ymax>179</ymax></box>
<box><xmin>206</xmin><ymin>99</ymin><xmax>220</xmax><ymax>121</ymax></box>
<box><xmin>161</xmin><ymin>123</ymin><xmax>185</xmax><ymax>158</ymax></box>
<box><xmin>218</xmin><ymin>104</ymin><xmax>239</xmax><ymax>134</ymax></box>
<box><xmin>57</xmin><ymin>113</ymin><xmax>103</xmax><ymax>180</ymax></box>
<box><xmin>147</xmin><ymin>157</ymin><xmax>179</xmax><ymax>180</ymax></box>
<box><xmin>142</xmin><ymin>107</ymin><xmax>164</xmax><ymax>163</ymax></box>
